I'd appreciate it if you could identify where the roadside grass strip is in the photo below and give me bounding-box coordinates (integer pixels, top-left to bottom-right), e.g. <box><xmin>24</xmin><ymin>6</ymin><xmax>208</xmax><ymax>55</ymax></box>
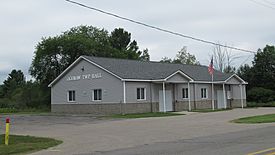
<box><xmin>191</xmin><ymin>108</ymin><xmax>232</xmax><ymax>113</ymax></box>
<box><xmin>0</xmin><ymin>134</ymin><xmax>62</xmax><ymax>155</ymax></box>
<box><xmin>110</xmin><ymin>112</ymin><xmax>184</xmax><ymax>119</ymax></box>
<box><xmin>247</xmin><ymin>147</ymin><xmax>275</xmax><ymax>155</ymax></box>
<box><xmin>0</xmin><ymin>108</ymin><xmax>49</xmax><ymax>114</ymax></box>
<box><xmin>232</xmin><ymin>114</ymin><xmax>275</xmax><ymax>124</ymax></box>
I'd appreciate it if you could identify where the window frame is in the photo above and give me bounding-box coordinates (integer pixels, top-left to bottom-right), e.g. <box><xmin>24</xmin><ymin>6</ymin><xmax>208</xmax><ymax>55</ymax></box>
<box><xmin>92</xmin><ymin>89</ymin><xmax>102</xmax><ymax>101</ymax></box>
<box><xmin>67</xmin><ymin>90</ymin><xmax>76</xmax><ymax>102</ymax></box>
<box><xmin>182</xmin><ymin>88</ymin><xmax>189</xmax><ymax>99</ymax></box>
<box><xmin>137</xmin><ymin>87</ymin><xmax>146</xmax><ymax>100</ymax></box>
<box><xmin>201</xmin><ymin>88</ymin><xmax>208</xmax><ymax>99</ymax></box>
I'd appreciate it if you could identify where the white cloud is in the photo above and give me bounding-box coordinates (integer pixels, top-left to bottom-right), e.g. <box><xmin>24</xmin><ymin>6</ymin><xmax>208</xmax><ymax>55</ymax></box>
<box><xmin>0</xmin><ymin>0</ymin><xmax>274</xmax><ymax>83</ymax></box>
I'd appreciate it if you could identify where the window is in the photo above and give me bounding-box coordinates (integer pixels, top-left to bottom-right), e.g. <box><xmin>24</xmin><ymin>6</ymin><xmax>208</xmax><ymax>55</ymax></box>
<box><xmin>68</xmin><ymin>90</ymin><xmax>75</xmax><ymax>102</ymax></box>
<box><xmin>93</xmin><ymin>89</ymin><xmax>102</xmax><ymax>101</ymax></box>
<box><xmin>182</xmin><ymin>88</ymin><xmax>189</xmax><ymax>99</ymax></box>
<box><xmin>201</xmin><ymin>88</ymin><xmax>207</xmax><ymax>99</ymax></box>
<box><xmin>137</xmin><ymin>88</ymin><xmax>146</xmax><ymax>100</ymax></box>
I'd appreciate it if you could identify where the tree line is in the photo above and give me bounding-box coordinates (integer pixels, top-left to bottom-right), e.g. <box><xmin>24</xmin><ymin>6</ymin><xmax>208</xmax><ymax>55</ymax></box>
<box><xmin>0</xmin><ymin>25</ymin><xmax>150</xmax><ymax>110</ymax></box>
<box><xmin>0</xmin><ymin>25</ymin><xmax>274</xmax><ymax>110</ymax></box>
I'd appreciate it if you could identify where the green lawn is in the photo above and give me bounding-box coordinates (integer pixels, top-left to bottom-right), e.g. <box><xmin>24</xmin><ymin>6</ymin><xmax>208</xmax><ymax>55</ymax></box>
<box><xmin>110</xmin><ymin>112</ymin><xmax>184</xmax><ymax>119</ymax></box>
<box><xmin>191</xmin><ymin>108</ymin><xmax>231</xmax><ymax>113</ymax></box>
<box><xmin>0</xmin><ymin>135</ymin><xmax>62</xmax><ymax>155</ymax></box>
<box><xmin>0</xmin><ymin>108</ymin><xmax>49</xmax><ymax>114</ymax></box>
<box><xmin>232</xmin><ymin>114</ymin><xmax>275</xmax><ymax>124</ymax></box>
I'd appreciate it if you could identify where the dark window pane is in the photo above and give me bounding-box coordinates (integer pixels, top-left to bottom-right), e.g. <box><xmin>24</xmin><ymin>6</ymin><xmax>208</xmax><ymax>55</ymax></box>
<box><xmin>137</xmin><ymin>88</ymin><xmax>140</xmax><ymax>99</ymax></box>
<box><xmin>68</xmin><ymin>91</ymin><xmax>75</xmax><ymax>101</ymax></box>
<box><xmin>94</xmin><ymin>90</ymin><xmax>98</xmax><ymax>100</ymax></box>
<box><xmin>69</xmin><ymin>91</ymin><xmax>72</xmax><ymax>101</ymax></box>
<box><xmin>99</xmin><ymin>89</ymin><xmax>102</xmax><ymax>100</ymax></box>
<box><xmin>141</xmin><ymin>88</ymin><xmax>145</xmax><ymax>99</ymax></box>
<box><xmin>72</xmin><ymin>91</ymin><xmax>75</xmax><ymax>101</ymax></box>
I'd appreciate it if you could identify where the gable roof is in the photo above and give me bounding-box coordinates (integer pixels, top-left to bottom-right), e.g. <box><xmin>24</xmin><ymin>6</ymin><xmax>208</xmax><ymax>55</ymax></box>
<box><xmin>49</xmin><ymin>56</ymin><xmax>245</xmax><ymax>87</ymax></box>
<box><xmin>83</xmin><ymin>56</ymin><xmax>233</xmax><ymax>81</ymax></box>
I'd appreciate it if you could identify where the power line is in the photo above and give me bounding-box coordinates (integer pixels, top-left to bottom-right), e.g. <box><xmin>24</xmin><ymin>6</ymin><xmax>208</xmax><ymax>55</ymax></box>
<box><xmin>248</xmin><ymin>0</ymin><xmax>275</xmax><ymax>10</ymax></box>
<box><xmin>65</xmin><ymin>0</ymin><xmax>256</xmax><ymax>54</ymax></box>
<box><xmin>239</xmin><ymin>54</ymin><xmax>254</xmax><ymax>67</ymax></box>
<box><xmin>263</xmin><ymin>0</ymin><xmax>275</xmax><ymax>5</ymax></box>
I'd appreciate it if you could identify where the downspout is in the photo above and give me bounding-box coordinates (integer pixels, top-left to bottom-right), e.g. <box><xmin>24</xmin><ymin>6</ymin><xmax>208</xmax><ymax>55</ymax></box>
<box><xmin>193</xmin><ymin>83</ymin><xmax>196</xmax><ymax>110</ymax></box>
<box><xmin>150</xmin><ymin>81</ymin><xmax>153</xmax><ymax>112</ymax></box>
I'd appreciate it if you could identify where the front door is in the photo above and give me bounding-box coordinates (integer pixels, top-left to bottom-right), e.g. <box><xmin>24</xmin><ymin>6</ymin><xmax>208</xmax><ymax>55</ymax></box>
<box><xmin>159</xmin><ymin>90</ymin><xmax>173</xmax><ymax>112</ymax></box>
<box><xmin>217</xmin><ymin>90</ymin><xmax>225</xmax><ymax>109</ymax></box>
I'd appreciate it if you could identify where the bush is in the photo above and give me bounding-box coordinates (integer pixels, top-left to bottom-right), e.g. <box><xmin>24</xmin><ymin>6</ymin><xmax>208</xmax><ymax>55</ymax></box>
<box><xmin>0</xmin><ymin>98</ymin><xmax>17</xmax><ymax>108</ymax></box>
<box><xmin>247</xmin><ymin>102</ymin><xmax>275</xmax><ymax>107</ymax></box>
<box><xmin>247</xmin><ymin>87</ymin><xmax>275</xmax><ymax>103</ymax></box>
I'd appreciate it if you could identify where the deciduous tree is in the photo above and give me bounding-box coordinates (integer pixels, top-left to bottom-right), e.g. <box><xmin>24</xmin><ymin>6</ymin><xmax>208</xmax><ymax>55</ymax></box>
<box><xmin>30</xmin><ymin>25</ymin><xmax>148</xmax><ymax>86</ymax></box>
<box><xmin>160</xmin><ymin>46</ymin><xmax>199</xmax><ymax>65</ymax></box>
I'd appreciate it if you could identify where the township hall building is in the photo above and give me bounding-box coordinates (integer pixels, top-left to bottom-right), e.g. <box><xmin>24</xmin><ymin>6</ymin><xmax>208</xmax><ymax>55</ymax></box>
<box><xmin>48</xmin><ymin>56</ymin><xmax>247</xmax><ymax>114</ymax></box>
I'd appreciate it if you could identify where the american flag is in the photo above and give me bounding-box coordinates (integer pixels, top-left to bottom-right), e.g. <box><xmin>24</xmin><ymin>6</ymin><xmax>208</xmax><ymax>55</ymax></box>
<box><xmin>208</xmin><ymin>57</ymin><xmax>214</xmax><ymax>75</ymax></box>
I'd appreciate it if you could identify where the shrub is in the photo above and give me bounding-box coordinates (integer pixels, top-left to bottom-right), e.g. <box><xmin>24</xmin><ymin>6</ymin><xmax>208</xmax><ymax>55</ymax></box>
<box><xmin>247</xmin><ymin>102</ymin><xmax>275</xmax><ymax>107</ymax></box>
<box><xmin>247</xmin><ymin>87</ymin><xmax>275</xmax><ymax>103</ymax></box>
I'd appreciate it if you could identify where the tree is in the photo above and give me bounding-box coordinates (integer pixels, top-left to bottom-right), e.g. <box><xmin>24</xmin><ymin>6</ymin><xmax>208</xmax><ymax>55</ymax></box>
<box><xmin>160</xmin><ymin>46</ymin><xmax>199</xmax><ymax>65</ymax></box>
<box><xmin>236</xmin><ymin>45</ymin><xmax>275</xmax><ymax>103</ymax></box>
<box><xmin>160</xmin><ymin>57</ymin><xmax>173</xmax><ymax>63</ymax></box>
<box><xmin>250</xmin><ymin>45</ymin><xmax>275</xmax><ymax>90</ymax></box>
<box><xmin>0</xmin><ymin>85</ymin><xmax>4</xmax><ymax>98</ymax></box>
<box><xmin>140</xmin><ymin>48</ymin><xmax>150</xmax><ymax>61</ymax></box>
<box><xmin>2</xmin><ymin>69</ymin><xmax>25</xmax><ymax>98</ymax></box>
<box><xmin>212</xmin><ymin>43</ymin><xmax>238</xmax><ymax>73</ymax></box>
<box><xmin>109</xmin><ymin>28</ymin><xmax>131</xmax><ymax>51</ymax></box>
<box><xmin>173</xmin><ymin>46</ymin><xmax>199</xmax><ymax>65</ymax></box>
<box><xmin>30</xmin><ymin>25</ymin><xmax>148</xmax><ymax>86</ymax></box>
<box><xmin>223</xmin><ymin>65</ymin><xmax>236</xmax><ymax>73</ymax></box>
<box><xmin>237</xmin><ymin>64</ymin><xmax>252</xmax><ymax>82</ymax></box>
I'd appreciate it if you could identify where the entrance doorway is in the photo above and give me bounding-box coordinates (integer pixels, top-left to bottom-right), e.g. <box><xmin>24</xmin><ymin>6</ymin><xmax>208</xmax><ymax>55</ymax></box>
<box><xmin>217</xmin><ymin>90</ymin><xmax>225</xmax><ymax>109</ymax></box>
<box><xmin>159</xmin><ymin>90</ymin><xmax>173</xmax><ymax>112</ymax></box>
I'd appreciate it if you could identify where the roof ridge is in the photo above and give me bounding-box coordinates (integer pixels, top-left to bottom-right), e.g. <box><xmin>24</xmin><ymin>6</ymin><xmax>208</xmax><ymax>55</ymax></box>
<box><xmin>83</xmin><ymin>55</ymin><xmax>205</xmax><ymax>67</ymax></box>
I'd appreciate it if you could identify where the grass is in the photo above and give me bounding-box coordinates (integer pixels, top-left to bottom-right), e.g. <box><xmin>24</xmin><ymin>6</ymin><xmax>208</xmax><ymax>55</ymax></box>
<box><xmin>232</xmin><ymin>114</ymin><xmax>275</xmax><ymax>124</ymax></box>
<box><xmin>0</xmin><ymin>108</ymin><xmax>49</xmax><ymax>114</ymax></box>
<box><xmin>110</xmin><ymin>112</ymin><xmax>184</xmax><ymax>119</ymax></box>
<box><xmin>247</xmin><ymin>102</ymin><xmax>275</xmax><ymax>107</ymax></box>
<box><xmin>191</xmin><ymin>108</ymin><xmax>232</xmax><ymax>113</ymax></box>
<box><xmin>0</xmin><ymin>134</ymin><xmax>62</xmax><ymax>155</ymax></box>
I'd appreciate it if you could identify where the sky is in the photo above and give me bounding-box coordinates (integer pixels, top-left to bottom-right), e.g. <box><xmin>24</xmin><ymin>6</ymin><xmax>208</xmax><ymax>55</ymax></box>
<box><xmin>1</xmin><ymin>0</ymin><xmax>275</xmax><ymax>84</ymax></box>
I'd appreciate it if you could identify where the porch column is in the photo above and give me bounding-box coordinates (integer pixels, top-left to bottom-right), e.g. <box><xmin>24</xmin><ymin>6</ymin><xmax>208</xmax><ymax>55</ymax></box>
<box><xmin>223</xmin><ymin>83</ymin><xmax>227</xmax><ymax>109</ymax></box>
<box><xmin>188</xmin><ymin>82</ymin><xmax>191</xmax><ymax>111</ymax></box>
<box><xmin>162</xmin><ymin>82</ymin><xmax>166</xmax><ymax>112</ymax></box>
<box><xmin>123</xmin><ymin>81</ymin><xmax>126</xmax><ymax>104</ymax></box>
<box><xmin>211</xmin><ymin>81</ymin><xmax>215</xmax><ymax>110</ymax></box>
<box><xmin>240</xmin><ymin>84</ymin><xmax>244</xmax><ymax>109</ymax></box>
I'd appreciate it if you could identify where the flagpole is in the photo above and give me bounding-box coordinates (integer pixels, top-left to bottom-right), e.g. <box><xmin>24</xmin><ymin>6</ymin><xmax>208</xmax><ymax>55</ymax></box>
<box><xmin>208</xmin><ymin>56</ymin><xmax>214</xmax><ymax>110</ymax></box>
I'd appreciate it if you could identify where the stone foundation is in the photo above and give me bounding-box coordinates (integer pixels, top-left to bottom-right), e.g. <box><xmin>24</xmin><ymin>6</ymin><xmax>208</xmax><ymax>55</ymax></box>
<box><xmin>51</xmin><ymin>102</ymin><xmax>158</xmax><ymax>115</ymax></box>
<box><xmin>230</xmin><ymin>99</ymin><xmax>247</xmax><ymax>108</ymax></box>
<box><xmin>52</xmin><ymin>99</ymin><xmax>246</xmax><ymax>115</ymax></box>
<box><xmin>174</xmin><ymin>100</ymin><xmax>217</xmax><ymax>111</ymax></box>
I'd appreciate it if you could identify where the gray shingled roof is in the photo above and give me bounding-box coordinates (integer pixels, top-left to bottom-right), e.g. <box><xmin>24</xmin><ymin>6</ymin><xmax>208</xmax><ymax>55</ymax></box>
<box><xmin>83</xmin><ymin>56</ymin><xmax>233</xmax><ymax>81</ymax></box>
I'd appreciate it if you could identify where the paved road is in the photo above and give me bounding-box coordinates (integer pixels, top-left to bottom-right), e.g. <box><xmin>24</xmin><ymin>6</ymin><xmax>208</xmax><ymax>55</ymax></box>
<box><xmin>86</xmin><ymin>126</ymin><xmax>275</xmax><ymax>155</ymax></box>
<box><xmin>0</xmin><ymin>108</ymin><xmax>274</xmax><ymax>155</ymax></box>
